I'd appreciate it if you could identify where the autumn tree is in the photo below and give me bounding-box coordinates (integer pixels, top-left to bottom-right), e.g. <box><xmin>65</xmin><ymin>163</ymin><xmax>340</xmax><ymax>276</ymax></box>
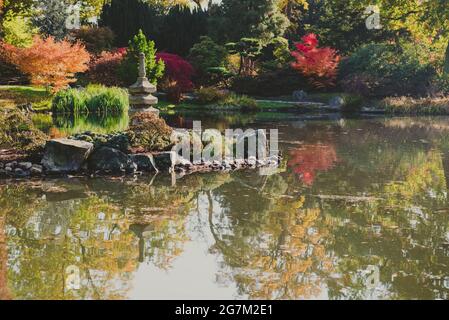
<box><xmin>291</xmin><ymin>33</ymin><xmax>340</xmax><ymax>88</ymax></box>
<box><xmin>2</xmin><ymin>36</ymin><xmax>90</xmax><ymax>92</ymax></box>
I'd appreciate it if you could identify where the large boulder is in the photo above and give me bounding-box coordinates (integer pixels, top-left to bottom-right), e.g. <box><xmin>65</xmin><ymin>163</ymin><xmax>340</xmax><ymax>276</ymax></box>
<box><xmin>87</xmin><ymin>147</ymin><xmax>136</xmax><ymax>174</ymax></box>
<box><xmin>41</xmin><ymin>138</ymin><xmax>94</xmax><ymax>173</ymax></box>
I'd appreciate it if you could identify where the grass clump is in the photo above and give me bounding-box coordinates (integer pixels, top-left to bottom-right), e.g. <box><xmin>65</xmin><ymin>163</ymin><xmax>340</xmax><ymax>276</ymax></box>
<box><xmin>380</xmin><ymin>96</ymin><xmax>449</xmax><ymax>115</ymax></box>
<box><xmin>52</xmin><ymin>84</ymin><xmax>129</xmax><ymax>114</ymax></box>
<box><xmin>194</xmin><ymin>87</ymin><xmax>260</xmax><ymax>111</ymax></box>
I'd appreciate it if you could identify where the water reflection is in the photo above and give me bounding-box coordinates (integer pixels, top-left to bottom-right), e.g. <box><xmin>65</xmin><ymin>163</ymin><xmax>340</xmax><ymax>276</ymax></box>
<box><xmin>2</xmin><ymin>116</ymin><xmax>449</xmax><ymax>299</ymax></box>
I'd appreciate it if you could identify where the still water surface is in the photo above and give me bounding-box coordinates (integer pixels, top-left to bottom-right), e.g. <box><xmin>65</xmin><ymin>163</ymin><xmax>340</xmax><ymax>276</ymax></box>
<box><xmin>2</xmin><ymin>112</ymin><xmax>449</xmax><ymax>300</ymax></box>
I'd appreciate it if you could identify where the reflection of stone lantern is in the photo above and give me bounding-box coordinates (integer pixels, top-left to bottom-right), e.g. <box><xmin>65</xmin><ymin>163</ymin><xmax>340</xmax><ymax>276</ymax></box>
<box><xmin>129</xmin><ymin>52</ymin><xmax>160</xmax><ymax>117</ymax></box>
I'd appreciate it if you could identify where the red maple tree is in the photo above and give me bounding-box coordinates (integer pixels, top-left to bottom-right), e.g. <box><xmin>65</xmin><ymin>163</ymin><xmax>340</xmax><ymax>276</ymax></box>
<box><xmin>291</xmin><ymin>34</ymin><xmax>340</xmax><ymax>88</ymax></box>
<box><xmin>2</xmin><ymin>36</ymin><xmax>91</xmax><ymax>92</ymax></box>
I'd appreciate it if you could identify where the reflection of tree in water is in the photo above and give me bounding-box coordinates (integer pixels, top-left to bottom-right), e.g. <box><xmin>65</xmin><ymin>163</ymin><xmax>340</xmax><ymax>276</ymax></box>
<box><xmin>288</xmin><ymin>144</ymin><xmax>338</xmax><ymax>186</ymax></box>
<box><xmin>202</xmin><ymin>171</ymin><xmax>334</xmax><ymax>299</ymax></box>
<box><xmin>0</xmin><ymin>174</ymin><xmax>215</xmax><ymax>299</ymax></box>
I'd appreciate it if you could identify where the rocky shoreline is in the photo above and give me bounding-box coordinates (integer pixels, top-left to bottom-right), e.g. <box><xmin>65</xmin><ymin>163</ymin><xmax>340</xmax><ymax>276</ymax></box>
<box><xmin>0</xmin><ymin>137</ymin><xmax>281</xmax><ymax>179</ymax></box>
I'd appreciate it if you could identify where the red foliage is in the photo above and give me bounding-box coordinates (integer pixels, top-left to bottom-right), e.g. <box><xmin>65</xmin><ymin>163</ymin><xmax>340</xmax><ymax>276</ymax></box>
<box><xmin>156</xmin><ymin>52</ymin><xmax>194</xmax><ymax>92</ymax></box>
<box><xmin>2</xmin><ymin>36</ymin><xmax>90</xmax><ymax>92</ymax></box>
<box><xmin>288</xmin><ymin>144</ymin><xmax>338</xmax><ymax>186</ymax></box>
<box><xmin>88</xmin><ymin>49</ymin><xmax>126</xmax><ymax>86</ymax></box>
<box><xmin>291</xmin><ymin>34</ymin><xmax>340</xmax><ymax>88</ymax></box>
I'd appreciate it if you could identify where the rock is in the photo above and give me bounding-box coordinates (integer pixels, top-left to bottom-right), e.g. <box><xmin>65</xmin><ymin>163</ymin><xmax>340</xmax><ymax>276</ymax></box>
<box><xmin>130</xmin><ymin>154</ymin><xmax>157</xmax><ymax>172</ymax></box>
<box><xmin>292</xmin><ymin>90</ymin><xmax>308</xmax><ymax>102</ymax></box>
<box><xmin>4</xmin><ymin>166</ymin><xmax>13</xmax><ymax>175</ymax></box>
<box><xmin>87</xmin><ymin>147</ymin><xmax>134</xmax><ymax>174</ymax></box>
<box><xmin>329</xmin><ymin>96</ymin><xmax>345</xmax><ymax>109</ymax></box>
<box><xmin>14</xmin><ymin>168</ymin><xmax>29</xmax><ymax>177</ymax></box>
<box><xmin>41</xmin><ymin>138</ymin><xmax>94</xmax><ymax>173</ymax></box>
<box><xmin>153</xmin><ymin>151</ymin><xmax>176</xmax><ymax>171</ymax></box>
<box><xmin>6</xmin><ymin>161</ymin><xmax>16</xmax><ymax>169</ymax></box>
<box><xmin>18</xmin><ymin>162</ymin><xmax>32</xmax><ymax>170</ymax></box>
<box><xmin>30</xmin><ymin>164</ymin><xmax>43</xmax><ymax>176</ymax></box>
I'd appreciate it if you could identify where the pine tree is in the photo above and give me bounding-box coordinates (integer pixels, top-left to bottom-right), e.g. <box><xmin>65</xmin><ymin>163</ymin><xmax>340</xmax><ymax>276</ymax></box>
<box><xmin>32</xmin><ymin>0</ymin><xmax>74</xmax><ymax>40</ymax></box>
<box><xmin>219</xmin><ymin>0</ymin><xmax>289</xmax><ymax>43</ymax></box>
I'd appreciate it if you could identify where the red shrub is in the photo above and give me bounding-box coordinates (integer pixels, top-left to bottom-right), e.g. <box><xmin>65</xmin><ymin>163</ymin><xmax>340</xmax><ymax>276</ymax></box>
<box><xmin>291</xmin><ymin>34</ymin><xmax>340</xmax><ymax>89</ymax></box>
<box><xmin>88</xmin><ymin>49</ymin><xmax>127</xmax><ymax>86</ymax></box>
<box><xmin>2</xmin><ymin>36</ymin><xmax>90</xmax><ymax>92</ymax></box>
<box><xmin>156</xmin><ymin>53</ymin><xmax>194</xmax><ymax>92</ymax></box>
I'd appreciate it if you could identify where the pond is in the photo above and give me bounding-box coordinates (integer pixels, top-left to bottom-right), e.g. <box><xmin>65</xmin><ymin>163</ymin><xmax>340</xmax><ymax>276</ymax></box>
<box><xmin>2</xmin><ymin>112</ymin><xmax>449</xmax><ymax>300</ymax></box>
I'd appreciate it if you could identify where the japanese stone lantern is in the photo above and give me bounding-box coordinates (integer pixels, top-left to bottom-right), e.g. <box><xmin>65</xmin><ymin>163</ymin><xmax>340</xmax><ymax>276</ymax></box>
<box><xmin>129</xmin><ymin>52</ymin><xmax>160</xmax><ymax>117</ymax></box>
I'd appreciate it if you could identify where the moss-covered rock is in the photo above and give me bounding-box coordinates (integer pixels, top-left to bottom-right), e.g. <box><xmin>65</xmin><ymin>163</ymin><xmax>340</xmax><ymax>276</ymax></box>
<box><xmin>0</xmin><ymin>110</ymin><xmax>47</xmax><ymax>153</ymax></box>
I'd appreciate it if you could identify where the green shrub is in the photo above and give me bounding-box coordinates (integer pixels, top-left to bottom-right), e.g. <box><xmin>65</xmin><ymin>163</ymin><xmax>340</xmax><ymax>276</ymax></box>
<box><xmin>127</xmin><ymin>112</ymin><xmax>173</xmax><ymax>152</ymax></box>
<box><xmin>195</xmin><ymin>87</ymin><xmax>228</xmax><ymax>105</ymax></box>
<box><xmin>0</xmin><ymin>110</ymin><xmax>47</xmax><ymax>152</ymax></box>
<box><xmin>339</xmin><ymin>43</ymin><xmax>436</xmax><ymax>97</ymax></box>
<box><xmin>70</xmin><ymin>27</ymin><xmax>115</xmax><ymax>54</ymax></box>
<box><xmin>52</xmin><ymin>85</ymin><xmax>129</xmax><ymax>114</ymax></box>
<box><xmin>118</xmin><ymin>29</ymin><xmax>165</xmax><ymax>86</ymax></box>
<box><xmin>232</xmin><ymin>67</ymin><xmax>310</xmax><ymax>97</ymax></box>
<box><xmin>432</xmin><ymin>73</ymin><xmax>449</xmax><ymax>95</ymax></box>
<box><xmin>340</xmin><ymin>94</ymin><xmax>364</xmax><ymax>113</ymax></box>
<box><xmin>188</xmin><ymin>36</ymin><xmax>228</xmax><ymax>77</ymax></box>
<box><xmin>220</xmin><ymin>94</ymin><xmax>260</xmax><ymax>112</ymax></box>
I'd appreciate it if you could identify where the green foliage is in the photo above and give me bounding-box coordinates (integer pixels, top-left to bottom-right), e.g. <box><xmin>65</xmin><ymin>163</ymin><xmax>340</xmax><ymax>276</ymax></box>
<box><xmin>0</xmin><ymin>109</ymin><xmax>47</xmax><ymax>151</ymax></box>
<box><xmin>195</xmin><ymin>87</ymin><xmax>228</xmax><ymax>105</ymax></box>
<box><xmin>339</xmin><ymin>94</ymin><xmax>364</xmax><ymax>113</ymax></box>
<box><xmin>189</xmin><ymin>36</ymin><xmax>228</xmax><ymax>74</ymax></box>
<box><xmin>31</xmin><ymin>0</ymin><xmax>73</xmax><ymax>39</ymax></box>
<box><xmin>70</xmin><ymin>27</ymin><xmax>115</xmax><ymax>54</ymax></box>
<box><xmin>100</xmin><ymin>0</ymin><xmax>161</xmax><ymax>47</ymax></box>
<box><xmin>2</xmin><ymin>13</ymin><xmax>36</xmax><ymax>47</ymax></box>
<box><xmin>158</xmin><ymin>5</ymin><xmax>209</xmax><ymax>57</ymax></box>
<box><xmin>380</xmin><ymin>96</ymin><xmax>449</xmax><ymax>115</ymax></box>
<box><xmin>216</xmin><ymin>0</ymin><xmax>289</xmax><ymax>43</ymax></box>
<box><xmin>232</xmin><ymin>68</ymin><xmax>310</xmax><ymax>97</ymax></box>
<box><xmin>219</xmin><ymin>93</ymin><xmax>260</xmax><ymax>112</ymax></box>
<box><xmin>118</xmin><ymin>29</ymin><xmax>165</xmax><ymax>86</ymax></box>
<box><xmin>339</xmin><ymin>43</ymin><xmax>437</xmax><ymax>97</ymax></box>
<box><xmin>52</xmin><ymin>85</ymin><xmax>129</xmax><ymax>114</ymax></box>
<box><xmin>127</xmin><ymin>111</ymin><xmax>173</xmax><ymax>152</ymax></box>
<box><xmin>432</xmin><ymin>73</ymin><xmax>449</xmax><ymax>96</ymax></box>
<box><xmin>259</xmin><ymin>37</ymin><xmax>291</xmax><ymax>71</ymax></box>
<box><xmin>194</xmin><ymin>87</ymin><xmax>259</xmax><ymax>111</ymax></box>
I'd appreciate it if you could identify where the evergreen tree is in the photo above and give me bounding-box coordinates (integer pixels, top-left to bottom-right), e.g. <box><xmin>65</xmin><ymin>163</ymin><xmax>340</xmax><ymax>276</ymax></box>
<box><xmin>218</xmin><ymin>0</ymin><xmax>289</xmax><ymax>43</ymax></box>
<box><xmin>158</xmin><ymin>5</ymin><xmax>208</xmax><ymax>56</ymax></box>
<box><xmin>31</xmin><ymin>0</ymin><xmax>73</xmax><ymax>40</ymax></box>
<box><xmin>119</xmin><ymin>29</ymin><xmax>165</xmax><ymax>86</ymax></box>
<box><xmin>100</xmin><ymin>0</ymin><xmax>161</xmax><ymax>47</ymax></box>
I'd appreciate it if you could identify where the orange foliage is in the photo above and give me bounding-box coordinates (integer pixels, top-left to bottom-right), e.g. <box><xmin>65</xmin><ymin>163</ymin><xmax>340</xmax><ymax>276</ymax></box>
<box><xmin>291</xmin><ymin>34</ymin><xmax>340</xmax><ymax>88</ymax></box>
<box><xmin>2</xmin><ymin>36</ymin><xmax>91</xmax><ymax>92</ymax></box>
<box><xmin>288</xmin><ymin>144</ymin><xmax>338</xmax><ymax>185</ymax></box>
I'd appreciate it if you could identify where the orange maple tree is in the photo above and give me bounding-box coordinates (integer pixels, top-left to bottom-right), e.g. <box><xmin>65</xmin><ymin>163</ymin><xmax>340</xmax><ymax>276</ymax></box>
<box><xmin>291</xmin><ymin>34</ymin><xmax>340</xmax><ymax>88</ymax></box>
<box><xmin>2</xmin><ymin>36</ymin><xmax>91</xmax><ymax>92</ymax></box>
